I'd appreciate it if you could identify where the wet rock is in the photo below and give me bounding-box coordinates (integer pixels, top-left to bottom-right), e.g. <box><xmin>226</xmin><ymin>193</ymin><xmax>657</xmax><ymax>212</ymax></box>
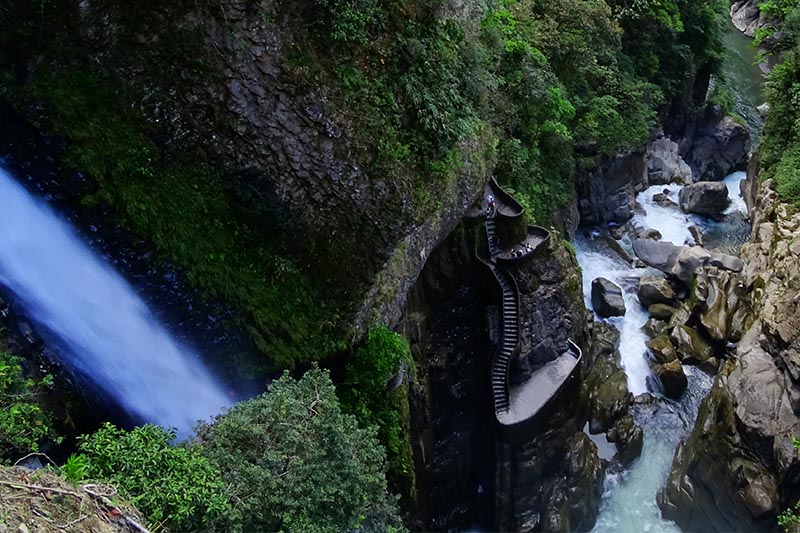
<box><xmin>652</xmin><ymin>359</ymin><xmax>688</xmax><ymax>398</ymax></box>
<box><xmin>632</xmin><ymin>239</ymin><xmax>743</xmax><ymax>283</ymax></box>
<box><xmin>591</xmin><ymin>277</ymin><xmax>626</xmax><ymax>317</ymax></box>
<box><xmin>637</xmin><ymin>228</ymin><xmax>662</xmax><ymax>241</ymax></box>
<box><xmin>603</xmin><ymin>236</ymin><xmax>633</xmax><ymax>264</ymax></box>
<box><xmin>646</xmin><ymin>136</ymin><xmax>693</xmax><ymax>185</ymax></box>
<box><xmin>637</xmin><ymin>276</ymin><xmax>676</xmax><ymax>307</ymax></box>
<box><xmin>643</xmin><ymin>317</ymin><xmax>668</xmax><ymax>338</ymax></box>
<box><xmin>606</xmin><ymin>414</ymin><xmax>643</xmax><ymax>466</ymax></box>
<box><xmin>670</xmin><ymin>325</ymin><xmax>714</xmax><ymax>365</ymax></box>
<box><xmin>679</xmin><ymin>181</ymin><xmax>730</xmax><ymax>216</ymax></box>
<box><xmin>562</xmin><ymin>432</ymin><xmax>605</xmax><ymax>531</ymax></box>
<box><xmin>688</xmin><ymin>225</ymin><xmax>704</xmax><ymax>246</ymax></box>
<box><xmin>583</xmin><ymin>323</ymin><xmax>631</xmax><ymax>433</ymax></box>
<box><xmin>646</xmin><ymin>335</ymin><xmax>678</xmax><ymax>364</ymax></box>
<box><xmin>652</xmin><ymin>192</ymin><xmax>678</xmax><ymax>208</ymax></box>
<box><xmin>648</xmin><ymin>303</ymin><xmax>677</xmax><ymax>321</ymax></box>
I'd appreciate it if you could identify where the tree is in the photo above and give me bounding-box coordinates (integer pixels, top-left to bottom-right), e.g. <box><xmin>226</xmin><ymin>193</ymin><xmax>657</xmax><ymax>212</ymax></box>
<box><xmin>78</xmin><ymin>423</ymin><xmax>229</xmax><ymax>532</ymax></box>
<box><xmin>196</xmin><ymin>365</ymin><xmax>403</xmax><ymax>533</ymax></box>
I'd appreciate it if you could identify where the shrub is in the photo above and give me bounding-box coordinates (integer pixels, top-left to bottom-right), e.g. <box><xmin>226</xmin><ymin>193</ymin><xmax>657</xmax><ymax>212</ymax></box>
<box><xmin>196</xmin><ymin>365</ymin><xmax>403</xmax><ymax>533</ymax></box>
<box><xmin>0</xmin><ymin>350</ymin><xmax>57</xmax><ymax>461</ymax></box>
<box><xmin>78</xmin><ymin>423</ymin><xmax>229</xmax><ymax>531</ymax></box>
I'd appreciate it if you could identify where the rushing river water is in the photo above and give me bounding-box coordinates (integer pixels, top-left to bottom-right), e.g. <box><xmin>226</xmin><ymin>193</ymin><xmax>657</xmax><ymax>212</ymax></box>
<box><xmin>576</xmin><ymin>172</ymin><xmax>750</xmax><ymax>532</ymax></box>
<box><xmin>0</xmin><ymin>166</ymin><xmax>231</xmax><ymax>436</ymax></box>
<box><xmin>721</xmin><ymin>20</ymin><xmax>766</xmax><ymax>146</ymax></box>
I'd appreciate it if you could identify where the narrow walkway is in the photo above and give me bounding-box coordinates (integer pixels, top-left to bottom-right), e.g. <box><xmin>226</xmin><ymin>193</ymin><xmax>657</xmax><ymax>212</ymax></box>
<box><xmin>479</xmin><ymin>180</ymin><xmax>582</xmax><ymax>427</ymax></box>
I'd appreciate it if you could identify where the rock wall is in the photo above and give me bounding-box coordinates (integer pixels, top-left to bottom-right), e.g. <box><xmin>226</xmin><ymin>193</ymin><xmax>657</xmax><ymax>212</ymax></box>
<box><xmin>576</xmin><ymin>150</ymin><xmax>647</xmax><ymax>226</ymax></box>
<box><xmin>658</xmin><ymin>173</ymin><xmax>800</xmax><ymax>531</ymax></box>
<box><xmin>404</xmin><ymin>221</ymin><xmax>603</xmax><ymax>531</ymax></box>
<box><xmin>731</xmin><ymin>0</ymin><xmax>772</xmax><ymax>37</ymax></box>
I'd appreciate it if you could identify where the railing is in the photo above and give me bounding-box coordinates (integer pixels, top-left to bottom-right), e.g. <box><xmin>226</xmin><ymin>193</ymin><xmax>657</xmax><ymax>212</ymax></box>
<box><xmin>485</xmin><ymin>259</ymin><xmax>520</xmax><ymax>414</ymax></box>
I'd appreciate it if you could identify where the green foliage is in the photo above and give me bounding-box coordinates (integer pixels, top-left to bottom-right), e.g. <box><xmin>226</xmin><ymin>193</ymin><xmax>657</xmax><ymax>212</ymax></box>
<box><xmin>196</xmin><ymin>365</ymin><xmax>403</xmax><ymax>533</ymax></box>
<box><xmin>0</xmin><ymin>350</ymin><xmax>57</xmax><ymax>461</ymax></box>
<box><xmin>59</xmin><ymin>453</ymin><xmax>89</xmax><ymax>484</ymax></box>
<box><xmin>340</xmin><ymin>326</ymin><xmax>416</xmax><ymax>503</ymax></box>
<box><xmin>79</xmin><ymin>423</ymin><xmax>229</xmax><ymax>532</ymax></box>
<box><xmin>778</xmin><ymin>437</ymin><xmax>800</xmax><ymax>530</ymax></box>
<box><xmin>312</xmin><ymin>0</ymin><xmax>386</xmax><ymax>44</ymax></box>
<box><xmin>760</xmin><ymin>0</ymin><xmax>800</xmax><ymax>20</ymax></box>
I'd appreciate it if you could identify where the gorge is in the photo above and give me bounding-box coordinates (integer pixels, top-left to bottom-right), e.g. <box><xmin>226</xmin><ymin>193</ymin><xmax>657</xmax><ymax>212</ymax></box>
<box><xmin>2</xmin><ymin>0</ymin><xmax>800</xmax><ymax>532</ymax></box>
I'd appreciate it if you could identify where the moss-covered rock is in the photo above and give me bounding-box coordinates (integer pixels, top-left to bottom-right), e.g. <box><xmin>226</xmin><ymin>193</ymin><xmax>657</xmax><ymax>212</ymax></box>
<box><xmin>670</xmin><ymin>324</ymin><xmax>714</xmax><ymax>365</ymax></box>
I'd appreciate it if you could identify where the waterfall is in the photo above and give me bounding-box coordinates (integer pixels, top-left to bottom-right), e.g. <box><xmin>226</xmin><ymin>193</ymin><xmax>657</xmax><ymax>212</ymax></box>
<box><xmin>0</xmin><ymin>166</ymin><xmax>231</xmax><ymax>436</ymax></box>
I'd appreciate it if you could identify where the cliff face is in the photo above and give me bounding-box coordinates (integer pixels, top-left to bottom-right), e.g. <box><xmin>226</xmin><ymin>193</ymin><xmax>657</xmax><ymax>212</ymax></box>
<box><xmin>659</xmin><ymin>171</ymin><xmax>800</xmax><ymax>531</ymax></box>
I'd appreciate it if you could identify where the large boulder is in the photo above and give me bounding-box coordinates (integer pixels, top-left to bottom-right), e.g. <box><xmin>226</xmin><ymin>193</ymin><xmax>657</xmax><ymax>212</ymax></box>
<box><xmin>653</xmin><ymin>359</ymin><xmax>688</xmax><ymax>399</ymax></box>
<box><xmin>679</xmin><ymin>181</ymin><xmax>730</xmax><ymax>216</ymax></box>
<box><xmin>583</xmin><ymin>323</ymin><xmax>631</xmax><ymax>434</ymax></box>
<box><xmin>632</xmin><ymin>239</ymin><xmax>743</xmax><ymax>283</ymax></box>
<box><xmin>646</xmin><ymin>137</ymin><xmax>693</xmax><ymax>185</ymax></box>
<box><xmin>670</xmin><ymin>325</ymin><xmax>714</xmax><ymax>366</ymax></box>
<box><xmin>591</xmin><ymin>277</ymin><xmax>626</xmax><ymax>317</ymax></box>
<box><xmin>637</xmin><ymin>276</ymin><xmax>676</xmax><ymax>307</ymax></box>
<box><xmin>731</xmin><ymin>0</ymin><xmax>772</xmax><ymax>37</ymax></box>
<box><xmin>649</xmin><ymin>304</ymin><xmax>677</xmax><ymax>321</ymax></box>
<box><xmin>691</xmin><ymin>267</ymin><xmax>746</xmax><ymax>343</ymax></box>
<box><xmin>576</xmin><ymin>151</ymin><xmax>647</xmax><ymax>225</ymax></box>
<box><xmin>606</xmin><ymin>415</ymin><xmax>643</xmax><ymax>467</ymax></box>
<box><xmin>646</xmin><ymin>335</ymin><xmax>678</xmax><ymax>364</ymax></box>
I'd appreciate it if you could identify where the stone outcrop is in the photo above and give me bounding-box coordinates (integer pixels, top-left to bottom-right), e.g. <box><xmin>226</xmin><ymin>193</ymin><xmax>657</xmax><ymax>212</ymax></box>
<box><xmin>691</xmin><ymin>266</ymin><xmax>749</xmax><ymax>343</ymax></box>
<box><xmin>582</xmin><ymin>323</ymin><xmax>631</xmax><ymax>434</ymax></box>
<box><xmin>679</xmin><ymin>181</ymin><xmax>730</xmax><ymax>216</ymax></box>
<box><xmin>637</xmin><ymin>276</ymin><xmax>676</xmax><ymax>308</ymax></box>
<box><xmin>607</xmin><ymin>415</ymin><xmax>643</xmax><ymax>466</ymax></box>
<box><xmin>646</xmin><ymin>136</ymin><xmax>693</xmax><ymax>185</ymax></box>
<box><xmin>670</xmin><ymin>325</ymin><xmax>714</xmax><ymax>366</ymax></box>
<box><xmin>576</xmin><ymin>150</ymin><xmax>647</xmax><ymax>225</ymax></box>
<box><xmin>653</xmin><ymin>359</ymin><xmax>688</xmax><ymax>399</ymax></box>
<box><xmin>678</xmin><ymin>105</ymin><xmax>750</xmax><ymax>182</ymax></box>
<box><xmin>632</xmin><ymin>239</ymin><xmax>744</xmax><ymax>283</ymax></box>
<box><xmin>591</xmin><ymin>277</ymin><xmax>626</xmax><ymax>317</ymax></box>
<box><xmin>659</xmin><ymin>178</ymin><xmax>800</xmax><ymax>530</ymax></box>
<box><xmin>731</xmin><ymin>0</ymin><xmax>772</xmax><ymax>37</ymax></box>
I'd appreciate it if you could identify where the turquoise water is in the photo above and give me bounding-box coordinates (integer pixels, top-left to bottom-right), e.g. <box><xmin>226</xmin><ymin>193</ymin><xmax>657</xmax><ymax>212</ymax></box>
<box><xmin>721</xmin><ymin>20</ymin><xmax>766</xmax><ymax>147</ymax></box>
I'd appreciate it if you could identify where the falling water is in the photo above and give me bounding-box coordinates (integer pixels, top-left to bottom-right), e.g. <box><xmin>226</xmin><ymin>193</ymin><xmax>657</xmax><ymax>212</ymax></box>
<box><xmin>0</xmin><ymin>166</ymin><xmax>231</xmax><ymax>435</ymax></box>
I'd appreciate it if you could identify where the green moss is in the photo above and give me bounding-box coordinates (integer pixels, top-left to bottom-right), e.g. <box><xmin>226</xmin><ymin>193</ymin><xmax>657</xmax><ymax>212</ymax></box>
<box><xmin>21</xmin><ymin>69</ymin><xmax>345</xmax><ymax>370</ymax></box>
<box><xmin>339</xmin><ymin>326</ymin><xmax>416</xmax><ymax>507</ymax></box>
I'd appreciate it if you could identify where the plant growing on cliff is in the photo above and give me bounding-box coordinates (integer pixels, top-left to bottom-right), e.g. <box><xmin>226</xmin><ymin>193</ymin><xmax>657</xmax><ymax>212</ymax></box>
<box><xmin>0</xmin><ymin>350</ymin><xmax>57</xmax><ymax>462</ymax></box>
<box><xmin>778</xmin><ymin>437</ymin><xmax>800</xmax><ymax>531</ymax></box>
<box><xmin>78</xmin><ymin>423</ymin><xmax>229</xmax><ymax>532</ymax></box>
<box><xmin>340</xmin><ymin>325</ymin><xmax>416</xmax><ymax>505</ymax></box>
<box><xmin>196</xmin><ymin>365</ymin><xmax>403</xmax><ymax>533</ymax></box>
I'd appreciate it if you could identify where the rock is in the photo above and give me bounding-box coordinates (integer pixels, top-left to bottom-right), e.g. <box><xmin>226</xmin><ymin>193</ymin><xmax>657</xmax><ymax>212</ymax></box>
<box><xmin>658</xmin><ymin>326</ymin><xmax>797</xmax><ymax>532</ymax></box>
<box><xmin>645</xmin><ymin>137</ymin><xmax>693</xmax><ymax>185</ymax></box>
<box><xmin>18</xmin><ymin>525</ymin><xmax>29</xmax><ymax>533</ymax></box>
<box><xmin>670</xmin><ymin>325</ymin><xmax>714</xmax><ymax>365</ymax></box>
<box><xmin>757</xmin><ymin>102</ymin><xmax>770</xmax><ymax>117</ymax></box>
<box><xmin>643</xmin><ymin>317</ymin><xmax>668</xmax><ymax>338</ymax></box>
<box><xmin>637</xmin><ymin>276</ymin><xmax>676</xmax><ymax>307</ymax></box>
<box><xmin>731</xmin><ymin>0</ymin><xmax>772</xmax><ymax>37</ymax></box>
<box><xmin>692</xmin><ymin>267</ymin><xmax>743</xmax><ymax>343</ymax></box>
<box><xmin>583</xmin><ymin>323</ymin><xmax>631</xmax><ymax>433</ymax></box>
<box><xmin>632</xmin><ymin>239</ymin><xmax>743</xmax><ymax>283</ymax></box>
<box><xmin>637</xmin><ymin>228</ymin><xmax>662</xmax><ymax>241</ymax></box>
<box><xmin>680</xmin><ymin>105</ymin><xmax>750</xmax><ymax>182</ymax></box>
<box><xmin>679</xmin><ymin>181</ymin><xmax>730</xmax><ymax>216</ymax></box>
<box><xmin>652</xmin><ymin>192</ymin><xmax>678</xmax><ymax>208</ymax></box>
<box><xmin>603</xmin><ymin>236</ymin><xmax>633</xmax><ymax>264</ymax></box>
<box><xmin>591</xmin><ymin>277</ymin><xmax>626</xmax><ymax>317</ymax></box>
<box><xmin>576</xmin><ymin>151</ymin><xmax>647</xmax><ymax>225</ymax></box>
<box><xmin>606</xmin><ymin>415</ymin><xmax>643</xmax><ymax>466</ymax></box>
<box><xmin>562</xmin><ymin>432</ymin><xmax>605</xmax><ymax>531</ymax></box>
<box><xmin>688</xmin><ymin>225</ymin><xmax>704</xmax><ymax>246</ymax></box>
<box><xmin>648</xmin><ymin>303</ymin><xmax>677</xmax><ymax>320</ymax></box>
<box><xmin>646</xmin><ymin>335</ymin><xmax>678</xmax><ymax>363</ymax></box>
<box><xmin>653</xmin><ymin>358</ymin><xmax>688</xmax><ymax>398</ymax></box>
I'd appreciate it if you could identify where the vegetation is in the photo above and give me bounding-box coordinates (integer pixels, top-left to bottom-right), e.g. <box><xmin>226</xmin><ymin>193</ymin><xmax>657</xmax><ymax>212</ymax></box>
<box><xmin>77</xmin><ymin>423</ymin><xmax>229</xmax><ymax>532</ymax></box>
<box><xmin>340</xmin><ymin>325</ymin><xmax>416</xmax><ymax>505</ymax></box>
<box><xmin>0</xmin><ymin>350</ymin><xmax>58</xmax><ymax>462</ymax></box>
<box><xmin>196</xmin><ymin>365</ymin><xmax>403</xmax><ymax>533</ymax></box>
<box><xmin>757</xmin><ymin>1</ymin><xmax>800</xmax><ymax>207</ymax></box>
<box><xmin>779</xmin><ymin>437</ymin><xmax>800</xmax><ymax>531</ymax></box>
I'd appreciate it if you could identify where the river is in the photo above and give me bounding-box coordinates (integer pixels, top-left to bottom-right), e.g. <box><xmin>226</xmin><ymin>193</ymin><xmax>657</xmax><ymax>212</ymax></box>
<box><xmin>0</xmin><ymin>165</ymin><xmax>231</xmax><ymax>436</ymax></box>
<box><xmin>577</xmin><ymin>171</ymin><xmax>750</xmax><ymax>532</ymax></box>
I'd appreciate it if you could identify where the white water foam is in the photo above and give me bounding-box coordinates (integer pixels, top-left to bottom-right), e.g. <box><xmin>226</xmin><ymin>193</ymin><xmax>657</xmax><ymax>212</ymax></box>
<box><xmin>632</xmin><ymin>184</ymin><xmax>693</xmax><ymax>246</ymax></box>
<box><xmin>574</xmin><ymin>234</ymin><xmax>651</xmax><ymax>395</ymax></box>
<box><xmin>0</xmin><ymin>167</ymin><xmax>231</xmax><ymax>435</ymax></box>
<box><xmin>723</xmin><ymin>171</ymin><xmax>748</xmax><ymax>215</ymax></box>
